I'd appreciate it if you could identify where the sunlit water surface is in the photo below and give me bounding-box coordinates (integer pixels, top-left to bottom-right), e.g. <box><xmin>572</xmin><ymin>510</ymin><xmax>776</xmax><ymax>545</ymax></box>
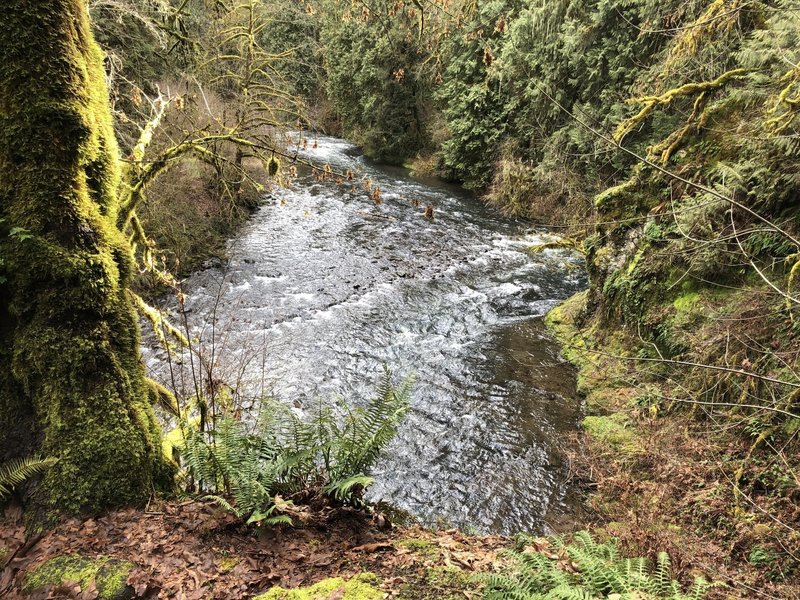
<box><xmin>143</xmin><ymin>136</ymin><xmax>586</xmax><ymax>534</ymax></box>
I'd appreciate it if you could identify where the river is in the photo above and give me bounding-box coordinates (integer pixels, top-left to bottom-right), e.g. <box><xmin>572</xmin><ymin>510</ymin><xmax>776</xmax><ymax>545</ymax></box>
<box><xmin>142</xmin><ymin>136</ymin><xmax>587</xmax><ymax>535</ymax></box>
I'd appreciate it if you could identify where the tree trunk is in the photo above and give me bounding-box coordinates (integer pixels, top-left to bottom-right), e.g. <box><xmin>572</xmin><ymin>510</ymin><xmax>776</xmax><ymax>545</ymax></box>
<box><xmin>0</xmin><ymin>0</ymin><xmax>171</xmax><ymax>522</ymax></box>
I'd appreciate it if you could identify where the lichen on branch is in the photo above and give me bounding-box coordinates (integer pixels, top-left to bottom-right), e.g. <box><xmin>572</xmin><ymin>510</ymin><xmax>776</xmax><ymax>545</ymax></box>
<box><xmin>614</xmin><ymin>68</ymin><xmax>746</xmax><ymax>142</ymax></box>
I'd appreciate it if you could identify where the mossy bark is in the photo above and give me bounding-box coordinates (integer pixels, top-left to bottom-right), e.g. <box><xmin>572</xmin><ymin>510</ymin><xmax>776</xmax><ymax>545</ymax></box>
<box><xmin>0</xmin><ymin>0</ymin><xmax>170</xmax><ymax>519</ymax></box>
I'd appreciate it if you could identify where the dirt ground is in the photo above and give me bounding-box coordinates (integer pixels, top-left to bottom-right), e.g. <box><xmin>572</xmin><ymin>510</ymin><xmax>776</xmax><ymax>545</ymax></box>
<box><xmin>0</xmin><ymin>499</ymin><xmax>508</xmax><ymax>599</ymax></box>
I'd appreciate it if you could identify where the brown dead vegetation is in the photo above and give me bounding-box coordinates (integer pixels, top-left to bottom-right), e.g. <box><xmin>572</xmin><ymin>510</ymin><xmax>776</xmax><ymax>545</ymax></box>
<box><xmin>0</xmin><ymin>500</ymin><xmax>508</xmax><ymax>599</ymax></box>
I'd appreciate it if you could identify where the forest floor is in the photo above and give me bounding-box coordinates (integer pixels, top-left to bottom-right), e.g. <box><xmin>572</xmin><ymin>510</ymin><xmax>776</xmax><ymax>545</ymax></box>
<box><xmin>548</xmin><ymin>292</ymin><xmax>800</xmax><ymax>600</ymax></box>
<box><xmin>3</xmin><ymin>294</ymin><xmax>799</xmax><ymax>599</ymax></box>
<box><xmin>0</xmin><ymin>499</ymin><xmax>508</xmax><ymax>599</ymax></box>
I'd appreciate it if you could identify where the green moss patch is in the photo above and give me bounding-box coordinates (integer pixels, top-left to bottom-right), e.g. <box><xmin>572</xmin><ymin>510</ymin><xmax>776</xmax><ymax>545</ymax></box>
<box><xmin>583</xmin><ymin>414</ymin><xmax>640</xmax><ymax>455</ymax></box>
<box><xmin>218</xmin><ymin>555</ymin><xmax>240</xmax><ymax>572</ymax></box>
<box><xmin>394</xmin><ymin>566</ymin><xmax>473</xmax><ymax>600</ymax></box>
<box><xmin>253</xmin><ymin>573</ymin><xmax>382</xmax><ymax>600</ymax></box>
<box><xmin>425</xmin><ymin>565</ymin><xmax>471</xmax><ymax>589</ymax></box>
<box><xmin>25</xmin><ymin>554</ymin><xmax>135</xmax><ymax>600</ymax></box>
<box><xmin>546</xmin><ymin>291</ymin><xmax>630</xmax><ymax>403</ymax></box>
<box><xmin>396</xmin><ymin>537</ymin><xmax>440</xmax><ymax>559</ymax></box>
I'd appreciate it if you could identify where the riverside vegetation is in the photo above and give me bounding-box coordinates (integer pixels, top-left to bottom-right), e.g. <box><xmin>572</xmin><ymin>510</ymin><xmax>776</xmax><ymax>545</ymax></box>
<box><xmin>1</xmin><ymin>0</ymin><xmax>798</xmax><ymax>599</ymax></box>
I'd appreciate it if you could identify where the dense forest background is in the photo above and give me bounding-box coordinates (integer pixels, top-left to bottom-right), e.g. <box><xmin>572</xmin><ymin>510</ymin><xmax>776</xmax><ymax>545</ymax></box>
<box><xmin>94</xmin><ymin>0</ymin><xmax>798</xmax><ymax>585</ymax></box>
<box><xmin>1</xmin><ymin>0</ymin><xmax>798</xmax><ymax>596</ymax></box>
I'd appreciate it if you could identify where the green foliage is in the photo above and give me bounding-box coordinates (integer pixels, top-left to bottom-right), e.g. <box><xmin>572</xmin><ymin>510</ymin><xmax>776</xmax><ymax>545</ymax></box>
<box><xmin>263</xmin><ymin>365</ymin><xmax>414</xmax><ymax>503</ymax></box>
<box><xmin>435</xmin><ymin>0</ymin><xmax>516</xmax><ymax>187</ymax></box>
<box><xmin>174</xmin><ymin>368</ymin><xmax>413</xmax><ymax>520</ymax></box>
<box><xmin>643</xmin><ymin>221</ymin><xmax>664</xmax><ymax>242</ymax></box>
<box><xmin>433</xmin><ymin>0</ymin><xmax>692</xmax><ymax>191</ymax></box>
<box><xmin>0</xmin><ymin>457</ymin><xmax>57</xmax><ymax>500</ymax></box>
<box><xmin>258</xmin><ymin>0</ymin><xmax>324</xmax><ymax>100</ymax></box>
<box><xmin>323</xmin><ymin>474</ymin><xmax>376</xmax><ymax>502</ymax></box>
<box><xmin>483</xmin><ymin>531</ymin><xmax>712</xmax><ymax>600</ymax></box>
<box><xmin>0</xmin><ymin>218</ymin><xmax>32</xmax><ymax>284</ymax></box>
<box><xmin>582</xmin><ymin>415</ymin><xmax>640</xmax><ymax>456</ymax></box>
<box><xmin>90</xmin><ymin>0</ymin><xmax>181</xmax><ymax>94</ymax></box>
<box><xmin>320</xmin><ymin>0</ymin><xmax>430</xmax><ymax>163</ymax></box>
<box><xmin>181</xmin><ymin>417</ymin><xmax>291</xmax><ymax>525</ymax></box>
<box><xmin>743</xmin><ymin>230</ymin><xmax>795</xmax><ymax>260</ymax></box>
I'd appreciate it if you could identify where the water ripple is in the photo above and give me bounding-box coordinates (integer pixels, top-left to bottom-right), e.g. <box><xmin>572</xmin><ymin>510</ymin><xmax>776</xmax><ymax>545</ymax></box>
<box><xmin>143</xmin><ymin>136</ymin><xmax>587</xmax><ymax>534</ymax></box>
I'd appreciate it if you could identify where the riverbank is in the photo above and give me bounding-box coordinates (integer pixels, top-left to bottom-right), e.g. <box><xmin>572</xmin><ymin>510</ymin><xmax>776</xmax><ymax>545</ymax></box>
<box><xmin>545</xmin><ymin>292</ymin><xmax>800</xmax><ymax>599</ymax></box>
<box><xmin>0</xmin><ymin>494</ymin><xmax>720</xmax><ymax>599</ymax></box>
<box><xmin>132</xmin><ymin>156</ymin><xmax>265</xmax><ymax>297</ymax></box>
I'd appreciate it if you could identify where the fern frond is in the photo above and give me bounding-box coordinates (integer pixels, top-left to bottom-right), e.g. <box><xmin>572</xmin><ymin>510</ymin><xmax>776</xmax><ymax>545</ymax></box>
<box><xmin>250</xmin><ymin>513</ymin><xmax>292</xmax><ymax>526</ymax></box>
<box><xmin>322</xmin><ymin>473</ymin><xmax>375</xmax><ymax>501</ymax></box>
<box><xmin>655</xmin><ymin>551</ymin><xmax>672</xmax><ymax>595</ymax></box>
<box><xmin>203</xmin><ymin>494</ymin><xmax>237</xmax><ymax>515</ymax></box>
<box><xmin>485</xmin><ymin>532</ymin><xmax>711</xmax><ymax>600</ymax></box>
<box><xmin>330</xmin><ymin>367</ymin><xmax>414</xmax><ymax>483</ymax></box>
<box><xmin>0</xmin><ymin>456</ymin><xmax>58</xmax><ymax>499</ymax></box>
<box><xmin>688</xmin><ymin>577</ymin><xmax>713</xmax><ymax>600</ymax></box>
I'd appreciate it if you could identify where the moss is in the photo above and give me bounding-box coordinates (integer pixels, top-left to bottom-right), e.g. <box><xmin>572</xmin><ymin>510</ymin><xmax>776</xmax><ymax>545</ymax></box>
<box><xmin>218</xmin><ymin>556</ymin><xmax>240</xmax><ymax>572</ymax></box>
<box><xmin>396</xmin><ymin>537</ymin><xmax>440</xmax><ymax>559</ymax></box>
<box><xmin>544</xmin><ymin>290</ymin><xmax>590</xmax><ymax>367</ymax></box>
<box><xmin>784</xmin><ymin>418</ymin><xmax>800</xmax><ymax>437</ymax></box>
<box><xmin>583</xmin><ymin>414</ymin><xmax>641</xmax><ymax>455</ymax></box>
<box><xmin>672</xmin><ymin>291</ymin><xmax>702</xmax><ymax>321</ymax></box>
<box><xmin>0</xmin><ymin>0</ymin><xmax>173</xmax><ymax>519</ymax></box>
<box><xmin>25</xmin><ymin>555</ymin><xmax>134</xmax><ymax>600</ymax></box>
<box><xmin>643</xmin><ymin>221</ymin><xmax>663</xmax><ymax>241</ymax></box>
<box><xmin>546</xmin><ymin>291</ymin><xmax>631</xmax><ymax>401</ymax></box>
<box><xmin>253</xmin><ymin>573</ymin><xmax>382</xmax><ymax>600</ymax></box>
<box><xmin>425</xmin><ymin>565</ymin><xmax>470</xmax><ymax>588</ymax></box>
<box><xmin>626</xmin><ymin>247</ymin><xmax>646</xmax><ymax>276</ymax></box>
<box><xmin>586</xmin><ymin>387</ymin><xmax>640</xmax><ymax>413</ymax></box>
<box><xmin>394</xmin><ymin>565</ymin><xmax>474</xmax><ymax>599</ymax></box>
<box><xmin>594</xmin><ymin>177</ymin><xmax>638</xmax><ymax>209</ymax></box>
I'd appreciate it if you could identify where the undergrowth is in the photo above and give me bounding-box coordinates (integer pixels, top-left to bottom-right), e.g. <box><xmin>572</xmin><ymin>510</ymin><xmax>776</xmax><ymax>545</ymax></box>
<box><xmin>484</xmin><ymin>531</ymin><xmax>711</xmax><ymax>600</ymax></box>
<box><xmin>173</xmin><ymin>367</ymin><xmax>414</xmax><ymax>524</ymax></box>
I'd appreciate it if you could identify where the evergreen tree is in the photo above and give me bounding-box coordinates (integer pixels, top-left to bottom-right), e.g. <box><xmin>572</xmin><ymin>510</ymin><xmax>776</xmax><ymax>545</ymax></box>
<box><xmin>321</xmin><ymin>0</ymin><xmax>429</xmax><ymax>164</ymax></box>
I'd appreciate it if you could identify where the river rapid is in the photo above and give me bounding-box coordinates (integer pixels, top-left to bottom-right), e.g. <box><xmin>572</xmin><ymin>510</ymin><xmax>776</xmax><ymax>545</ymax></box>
<box><xmin>143</xmin><ymin>136</ymin><xmax>587</xmax><ymax>535</ymax></box>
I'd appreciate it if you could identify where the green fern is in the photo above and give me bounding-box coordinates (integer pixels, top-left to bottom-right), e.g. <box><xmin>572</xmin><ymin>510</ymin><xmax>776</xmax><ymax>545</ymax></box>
<box><xmin>0</xmin><ymin>456</ymin><xmax>58</xmax><ymax>500</ymax></box>
<box><xmin>179</xmin><ymin>416</ymin><xmax>284</xmax><ymax>524</ymax></box>
<box><xmin>173</xmin><ymin>367</ymin><xmax>414</xmax><ymax>518</ymax></box>
<box><xmin>258</xmin><ymin>366</ymin><xmax>414</xmax><ymax>505</ymax></box>
<box><xmin>329</xmin><ymin>366</ymin><xmax>414</xmax><ymax>482</ymax></box>
<box><xmin>245</xmin><ymin>500</ymin><xmax>293</xmax><ymax>527</ymax></box>
<box><xmin>322</xmin><ymin>474</ymin><xmax>375</xmax><ymax>502</ymax></box>
<box><xmin>483</xmin><ymin>532</ymin><xmax>713</xmax><ymax>600</ymax></box>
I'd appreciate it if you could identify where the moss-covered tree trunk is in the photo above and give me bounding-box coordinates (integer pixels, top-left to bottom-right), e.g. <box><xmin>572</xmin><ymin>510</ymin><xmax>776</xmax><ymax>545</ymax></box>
<box><xmin>0</xmin><ymin>0</ymin><xmax>170</xmax><ymax>520</ymax></box>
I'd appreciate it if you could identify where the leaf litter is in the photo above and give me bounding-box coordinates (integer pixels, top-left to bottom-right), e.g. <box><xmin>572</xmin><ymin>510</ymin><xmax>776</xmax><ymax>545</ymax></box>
<box><xmin>0</xmin><ymin>499</ymin><xmax>509</xmax><ymax>599</ymax></box>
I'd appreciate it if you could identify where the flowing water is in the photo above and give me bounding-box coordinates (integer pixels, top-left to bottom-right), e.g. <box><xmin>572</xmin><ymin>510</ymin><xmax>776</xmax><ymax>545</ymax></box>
<box><xmin>143</xmin><ymin>136</ymin><xmax>587</xmax><ymax>535</ymax></box>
